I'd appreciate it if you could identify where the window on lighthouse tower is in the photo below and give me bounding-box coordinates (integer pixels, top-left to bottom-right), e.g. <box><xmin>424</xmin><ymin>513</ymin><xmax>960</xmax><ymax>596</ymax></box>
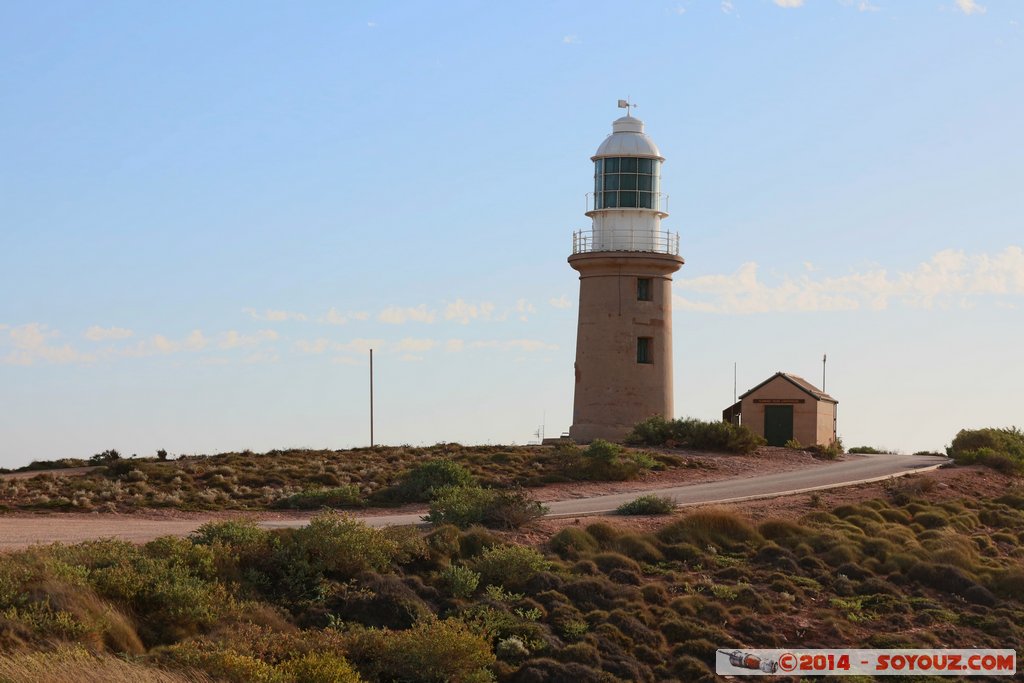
<box><xmin>594</xmin><ymin>157</ymin><xmax>660</xmax><ymax>210</ymax></box>
<box><xmin>637</xmin><ymin>337</ymin><xmax>653</xmax><ymax>364</ymax></box>
<box><xmin>637</xmin><ymin>278</ymin><xmax>652</xmax><ymax>301</ymax></box>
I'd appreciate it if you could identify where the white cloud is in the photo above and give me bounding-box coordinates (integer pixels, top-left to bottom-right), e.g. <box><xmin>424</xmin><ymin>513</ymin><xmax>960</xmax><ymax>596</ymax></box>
<box><xmin>673</xmin><ymin>247</ymin><xmax>1024</xmax><ymax>314</ymax></box>
<box><xmin>515</xmin><ymin>299</ymin><xmax>536</xmax><ymax>321</ymax></box>
<box><xmin>184</xmin><ymin>330</ymin><xmax>209</xmax><ymax>351</ymax></box>
<box><xmin>773</xmin><ymin>0</ymin><xmax>804</xmax><ymax>7</ymax></box>
<box><xmin>120</xmin><ymin>329</ymin><xmax>208</xmax><ymax>357</ymax></box>
<box><xmin>548</xmin><ymin>295</ymin><xmax>572</xmax><ymax>309</ymax></box>
<box><xmin>85</xmin><ymin>325</ymin><xmax>134</xmax><ymax>341</ymax></box>
<box><xmin>295</xmin><ymin>338</ymin><xmax>332</xmax><ymax>354</ymax></box>
<box><xmin>243</xmin><ymin>350</ymin><xmax>279</xmax><ymax>364</ymax></box>
<box><xmin>396</xmin><ymin>338</ymin><xmax>437</xmax><ymax>353</ymax></box>
<box><xmin>955</xmin><ymin>0</ymin><xmax>986</xmax><ymax>15</ymax></box>
<box><xmin>562</xmin><ymin>35</ymin><xmax>580</xmax><ymax>44</ymax></box>
<box><xmin>338</xmin><ymin>338</ymin><xmax>384</xmax><ymax>354</ymax></box>
<box><xmin>219</xmin><ymin>329</ymin><xmax>277</xmax><ymax>350</ymax></box>
<box><xmin>857</xmin><ymin>1</ymin><xmax>880</xmax><ymax>11</ymax></box>
<box><xmin>469</xmin><ymin>339</ymin><xmax>558</xmax><ymax>352</ymax></box>
<box><xmin>319</xmin><ymin>308</ymin><xmax>348</xmax><ymax>325</ymax></box>
<box><xmin>445</xmin><ymin>299</ymin><xmax>495</xmax><ymax>324</ymax></box>
<box><xmin>445</xmin><ymin>339</ymin><xmax>465</xmax><ymax>353</ymax></box>
<box><xmin>673</xmin><ymin>4</ymin><xmax>687</xmax><ymax>15</ymax></box>
<box><xmin>350</xmin><ymin>311</ymin><xmax>370</xmax><ymax>321</ymax></box>
<box><xmin>378</xmin><ymin>305</ymin><xmax>436</xmax><ymax>324</ymax></box>
<box><xmin>721</xmin><ymin>0</ymin><xmax>735</xmax><ymax>13</ymax></box>
<box><xmin>243</xmin><ymin>308</ymin><xmax>307</xmax><ymax>322</ymax></box>
<box><xmin>367</xmin><ymin>20</ymin><xmax>377</xmax><ymax>28</ymax></box>
<box><xmin>2</xmin><ymin>323</ymin><xmax>95</xmax><ymax>365</ymax></box>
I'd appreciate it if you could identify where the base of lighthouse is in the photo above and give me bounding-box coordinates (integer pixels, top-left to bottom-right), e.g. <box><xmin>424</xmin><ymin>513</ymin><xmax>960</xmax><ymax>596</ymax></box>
<box><xmin>568</xmin><ymin>251</ymin><xmax>685</xmax><ymax>443</ymax></box>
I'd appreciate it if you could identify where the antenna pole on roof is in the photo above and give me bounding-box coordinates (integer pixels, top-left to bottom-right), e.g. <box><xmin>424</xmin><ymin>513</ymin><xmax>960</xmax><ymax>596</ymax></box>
<box><xmin>822</xmin><ymin>353</ymin><xmax>827</xmax><ymax>392</ymax></box>
<box><xmin>733</xmin><ymin>362</ymin><xmax>737</xmax><ymax>405</ymax></box>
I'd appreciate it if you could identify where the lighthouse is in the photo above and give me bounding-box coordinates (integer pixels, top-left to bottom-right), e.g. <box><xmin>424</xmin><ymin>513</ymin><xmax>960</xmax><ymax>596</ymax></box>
<box><xmin>568</xmin><ymin>103</ymin><xmax>684</xmax><ymax>443</ymax></box>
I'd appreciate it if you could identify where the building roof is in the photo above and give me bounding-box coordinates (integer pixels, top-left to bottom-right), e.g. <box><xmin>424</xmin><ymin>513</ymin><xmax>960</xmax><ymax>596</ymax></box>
<box><xmin>593</xmin><ymin>115</ymin><xmax>663</xmax><ymax>160</ymax></box>
<box><xmin>738</xmin><ymin>371</ymin><xmax>837</xmax><ymax>404</ymax></box>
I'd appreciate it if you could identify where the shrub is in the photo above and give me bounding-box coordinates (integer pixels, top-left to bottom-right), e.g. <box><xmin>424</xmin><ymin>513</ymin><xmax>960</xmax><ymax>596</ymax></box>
<box><xmin>485</xmin><ymin>489</ymin><xmax>548</xmax><ymax>529</ymax></box>
<box><xmin>274</xmin><ymin>485</ymin><xmax>363</xmax><ymax>509</ymax></box>
<box><xmin>426</xmin><ymin>486</ymin><xmax>546</xmax><ymax>529</ymax></box>
<box><xmin>278</xmin><ymin>651</ymin><xmax>363</xmax><ymax>683</ymax></box>
<box><xmin>806</xmin><ymin>439</ymin><xmax>844</xmax><ymax>460</ymax></box>
<box><xmin>849</xmin><ymin>446</ymin><xmax>886</xmax><ymax>454</ymax></box>
<box><xmin>948</xmin><ymin>427</ymin><xmax>1024</xmax><ymax>473</ymax></box>
<box><xmin>584</xmin><ymin>439</ymin><xmax>621</xmax><ymax>462</ymax></box>
<box><xmin>549</xmin><ymin>528</ymin><xmax>600</xmax><ymax>557</ymax></box>
<box><xmin>616</xmin><ymin>495</ymin><xmax>675</xmax><ymax>515</ymax></box>
<box><xmin>296</xmin><ymin>512</ymin><xmax>399</xmax><ymax>579</ymax></box>
<box><xmin>886</xmin><ymin>476</ymin><xmax>937</xmax><ymax>504</ymax></box>
<box><xmin>657</xmin><ymin>509</ymin><xmax>761</xmax><ymax>549</ymax></box>
<box><xmin>440</xmin><ymin>564</ymin><xmax>481</xmax><ymax>598</ymax></box>
<box><xmin>626</xmin><ymin>416</ymin><xmax>764</xmax><ymax>454</ymax></box>
<box><xmin>89</xmin><ymin>449</ymin><xmax>121</xmax><ymax>465</ymax></box>
<box><xmin>427</xmin><ymin>486</ymin><xmax>495</xmax><ymax>528</ymax></box>
<box><xmin>345</xmin><ymin>617</ymin><xmax>495</xmax><ymax>683</ymax></box>
<box><xmin>473</xmin><ymin>545</ymin><xmax>550</xmax><ymax>588</ymax></box>
<box><xmin>395</xmin><ymin>459</ymin><xmax>476</xmax><ymax>503</ymax></box>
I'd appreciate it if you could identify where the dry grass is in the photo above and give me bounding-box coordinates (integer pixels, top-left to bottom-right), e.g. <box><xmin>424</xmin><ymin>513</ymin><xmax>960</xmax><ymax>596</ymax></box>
<box><xmin>0</xmin><ymin>648</ymin><xmax>209</xmax><ymax>683</ymax></box>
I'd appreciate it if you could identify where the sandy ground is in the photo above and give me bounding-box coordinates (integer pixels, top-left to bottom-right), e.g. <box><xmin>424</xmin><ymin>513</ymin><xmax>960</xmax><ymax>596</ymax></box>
<box><xmin>0</xmin><ymin>466</ymin><xmax>98</xmax><ymax>480</ymax></box>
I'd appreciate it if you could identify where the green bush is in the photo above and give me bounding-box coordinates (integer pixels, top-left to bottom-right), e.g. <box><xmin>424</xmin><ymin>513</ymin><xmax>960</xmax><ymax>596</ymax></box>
<box><xmin>345</xmin><ymin>617</ymin><xmax>495</xmax><ymax>683</ymax></box>
<box><xmin>278</xmin><ymin>651</ymin><xmax>364</xmax><ymax>682</ymax></box>
<box><xmin>440</xmin><ymin>565</ymin><xmax>481</xmax><ymax>598</ymax></box>
<box><xmin>806</xmin><ymin>439</ymin><xmax>844</xmax><ymax>460</ymax></box>
<box><xmin>585</xmin><ymin>439</ymin><xmax>621</xmax><ymax>462</ymax></box>
<box><xmin>89</xmin><ymin>449</ymin><xmax>121</xmax><ymax>464</ymax></box>
<box><xmin>273</xmin><ymin>485</ymin><xmax>363</xmax><ymax>509</ymax></box>
<box><xmin>426</xmin><ymin>486</ymin><xmax>547</xmax><ymax>529</ymax></box>
<box><xmin>554</xmin><ymin>439</ymin><xmax>655</xmax><ymax>481</ymax></box>
<box><xmin>616</xmin><ymin>495</ymin><xmax>675</xmax><ymax>516</ymax></box>
<box><xmin>948</xmin><ymin>427</ymin><xmax>1024</xmax><ymax>473</ymax></box>
<box><xmin>472</xmin><ymin>545</ymin><xmax>550</xmax><ymax>589</ymax></box>
<box><xmin>297</xmin><ymin>512</ymin><xmax>398</xmax><ymax>578</ymax></box>
<box><xmin>849</xmin><ymin>446</ymin><xmax>886</xmax><ymax>454</ymax></box>
<box><xmin>394</xmin><ymin>459</ymin><xmax>476</xmax><ymax>503</ymax></box>
<box><xmin>626</xmin><ymin>416</ymin><xmax>765</xmax><ymax>454</ymax></box>
<box><xmin>426</xmin><ymin>486</ymin><xmax>498</xmax><ymax>528</ymax></box>
<box><xmin>548</xmin><ymin>527</ymin><xmax>600</xmax><ymax>557</ymax></box>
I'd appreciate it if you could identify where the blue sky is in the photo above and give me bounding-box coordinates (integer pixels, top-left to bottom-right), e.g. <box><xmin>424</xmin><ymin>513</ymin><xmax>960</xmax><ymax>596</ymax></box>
<box><xmin>1</xmin><ymin>0</ymin><xmax>1022</xmax><ymax>466</ymax></box>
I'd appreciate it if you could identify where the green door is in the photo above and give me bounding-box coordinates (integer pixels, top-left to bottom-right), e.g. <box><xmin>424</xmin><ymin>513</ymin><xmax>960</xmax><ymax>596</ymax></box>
<box><xmin>764</xmin><ymin>405</ymin><xmax>794</xmax><ymax>446</ymax></box>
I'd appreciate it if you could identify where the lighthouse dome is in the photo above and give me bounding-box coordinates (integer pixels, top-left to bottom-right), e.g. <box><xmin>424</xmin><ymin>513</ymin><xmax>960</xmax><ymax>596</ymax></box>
<box><xmin>594</xmin><ymin>115</ymin><xmax>662</xmax><ymax>159</ymax></box>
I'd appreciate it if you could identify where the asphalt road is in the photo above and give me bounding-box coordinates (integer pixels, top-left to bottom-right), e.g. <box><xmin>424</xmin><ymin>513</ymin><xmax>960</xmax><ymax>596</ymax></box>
<box><xmin>0</xmin><ymin>454</ymin><xmax>947</xmax><ymax>547</ymax></box>
<box><xmin>264</xmin><ymin>453</ymin><xmax>949</xmax><ymax>529</ymax></box>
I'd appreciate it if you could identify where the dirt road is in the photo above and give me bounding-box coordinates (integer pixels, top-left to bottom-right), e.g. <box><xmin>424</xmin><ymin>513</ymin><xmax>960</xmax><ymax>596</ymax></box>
<box><xmin>0</xmin><ymin>454</ymin><xmax>946</xmax><ymax>550</ymax></box>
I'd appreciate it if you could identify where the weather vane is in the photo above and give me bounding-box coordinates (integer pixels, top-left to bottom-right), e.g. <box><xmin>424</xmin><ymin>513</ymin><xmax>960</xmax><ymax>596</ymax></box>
<box><xmin>617</xmin><ymin>98</ymin><xmax>638</xmax><ymax>116</ymax></box>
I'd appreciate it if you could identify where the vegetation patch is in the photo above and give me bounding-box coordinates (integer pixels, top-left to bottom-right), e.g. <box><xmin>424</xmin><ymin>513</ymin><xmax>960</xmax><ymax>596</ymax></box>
<box><xmin>616</xmin><ymin>494</ymin><xmax>675</xmax><ymax>516</ymax></box>
<box><xmin>948</xmin><ymin>427</ymin><xmax>1024</xmax><ymax>474</ymax></box>
<box><xmin>626</xmin><ymin>416</ymin><xmax>765</xmax><ymax>453</ymax></box>
<box><xmin>426</xmin><ymin>486</ymin><xmax>547</xmax><ymax>529</ymax></box>
<box><xmin>0</xmin><ymin>492</ymin><xmax>1021</xmax><ymax>682</ymax></box>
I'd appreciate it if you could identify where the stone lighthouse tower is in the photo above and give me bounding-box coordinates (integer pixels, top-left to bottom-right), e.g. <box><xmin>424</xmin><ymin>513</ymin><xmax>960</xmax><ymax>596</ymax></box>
<box><xmin>568</xmin><ymin>104</ymin><xmax>684</xmax><ymax>443</ymax></box>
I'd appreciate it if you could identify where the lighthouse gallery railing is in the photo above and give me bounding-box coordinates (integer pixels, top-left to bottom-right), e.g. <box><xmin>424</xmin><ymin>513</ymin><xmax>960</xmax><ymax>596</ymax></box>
<box><xmin>572</xmin><ymin>229</ymin><xmax>680</xmax><ymax>256</ymax></box>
